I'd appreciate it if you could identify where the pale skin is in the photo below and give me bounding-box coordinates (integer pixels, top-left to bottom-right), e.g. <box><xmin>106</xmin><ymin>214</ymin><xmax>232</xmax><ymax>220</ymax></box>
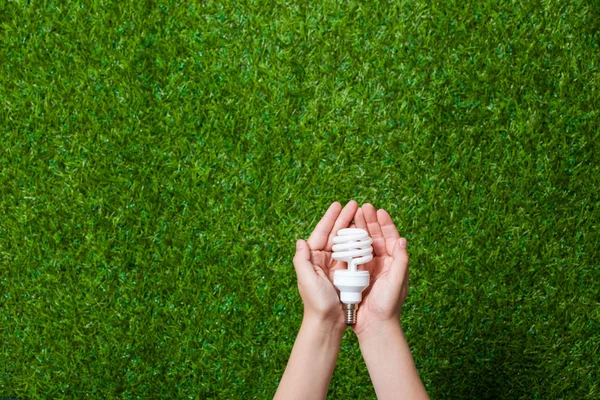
<box><xmin>274</xmin><ymin>201</ymin><xmax>429</xmax><ymax>400</ymax></box>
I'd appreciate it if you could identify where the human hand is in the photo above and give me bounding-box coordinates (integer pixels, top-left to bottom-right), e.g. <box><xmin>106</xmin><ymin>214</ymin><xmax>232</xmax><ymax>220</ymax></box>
<box><xmin>351</xmin><ymin>203</ymin><xmax>409</xmax><ymax>339</ymax></box>
<box><xmin>293</xmin><ymin>200</ymin><xmax>359</xmax><ymax>336</ymax></box>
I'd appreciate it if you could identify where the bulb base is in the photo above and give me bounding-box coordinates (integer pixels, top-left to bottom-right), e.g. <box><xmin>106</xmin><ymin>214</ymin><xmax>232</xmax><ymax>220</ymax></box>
<box><xmin>343</xmin><ymin>303</ymin><xmax>357</xmax><ymax>325</ymax></box>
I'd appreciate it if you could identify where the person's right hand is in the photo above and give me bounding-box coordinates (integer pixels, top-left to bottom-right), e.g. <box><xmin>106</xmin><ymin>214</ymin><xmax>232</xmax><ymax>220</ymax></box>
<box><xmin>293</xmin><ymin>200</ymin><xmax>359</xmax><ymax>335</ymax></box>
<box><xmin>351</xmin><ymin>203</ymin><xmax>410</xmax><ymax>339</ymax></box>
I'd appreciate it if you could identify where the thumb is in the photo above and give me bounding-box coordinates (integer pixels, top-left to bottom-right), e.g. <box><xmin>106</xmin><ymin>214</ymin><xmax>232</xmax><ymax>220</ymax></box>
<box><xmin>389</xmin><ymin>238</ymin><xmax>409</xmax><ymax>283</ymax></box>
<box><xmin>293</xmin><ymin>239</ymin><xmax>316</xmax><ymax>280</ymax></box>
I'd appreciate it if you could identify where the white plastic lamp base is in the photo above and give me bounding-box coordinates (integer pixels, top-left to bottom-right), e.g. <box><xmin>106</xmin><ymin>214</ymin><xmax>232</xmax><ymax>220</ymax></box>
<box><xmin>334</xmin><ymin>269</ymin><xmax>370</xmax><ymax>325</ymax></box>
<box><xmin>333</xmin><ymin>269</ymin><xmax>370</xmax><ymax>304</ymax></box>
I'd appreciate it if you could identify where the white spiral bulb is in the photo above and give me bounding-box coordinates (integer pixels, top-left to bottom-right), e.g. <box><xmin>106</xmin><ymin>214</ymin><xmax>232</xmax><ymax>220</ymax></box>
<box><xmin>332</xmin><ymin>228</ymin><xmax>374</xmax><ymax>325</ymax></box>
<box><xmin>332</xmin><ymin>228</ymin><xmax>373</xmax><ymax>272</ymax></box>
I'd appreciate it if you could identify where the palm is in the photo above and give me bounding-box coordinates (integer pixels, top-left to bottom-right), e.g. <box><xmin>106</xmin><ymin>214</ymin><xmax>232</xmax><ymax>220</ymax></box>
<box><xmin>354</xmin><ymin>255</ymin><xmax>397</xmax><ymax>331</ymax></box>
<box><xmin>309</xmin><ymin>250</ymin><xmax>352</xmax><ymax>283</ymax></box>
<box><xmin>303</xmin><ymin>201</ymin><xmax>361</xmax><ymax>321</ymax></box>
<box><xmin>351</xmin><ymin>204</ymin><xmax>409</xmax><ymax>336</ymax></box>
<box><xmin>306</xmin><ymin>250</ymin><xmax>342</xmax><ymax>304</ymax></box>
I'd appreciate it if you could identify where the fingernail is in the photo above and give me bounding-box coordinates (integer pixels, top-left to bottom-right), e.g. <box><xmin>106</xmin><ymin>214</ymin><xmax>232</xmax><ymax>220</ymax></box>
<box><xmin>296</xmin><ymin>240</ymin><xmax>304</xmax><ymax>250</ymax></box>
<box><xmin>399</xmin><ymin>238</ymin><xmax>407</xmax><ymax>249</ymax></box>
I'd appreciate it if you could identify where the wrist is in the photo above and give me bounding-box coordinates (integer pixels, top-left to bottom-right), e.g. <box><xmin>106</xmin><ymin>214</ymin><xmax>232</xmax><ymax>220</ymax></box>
<box><xmin>302</xmin><ymin>313</ymin><xmax>346</xmax><ymax>340</ymax></box>
<box><xmin>355</xmin><ymin>318</ymin><xmax>402</xmax><ymax>343</ymax></box>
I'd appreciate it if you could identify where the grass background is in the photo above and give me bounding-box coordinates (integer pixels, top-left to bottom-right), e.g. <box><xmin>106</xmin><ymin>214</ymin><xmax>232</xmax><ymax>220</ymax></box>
<box><xmin>1</xmin><ymin>0</ymin><xmax>599</xmax><ymax>398</ymax></box>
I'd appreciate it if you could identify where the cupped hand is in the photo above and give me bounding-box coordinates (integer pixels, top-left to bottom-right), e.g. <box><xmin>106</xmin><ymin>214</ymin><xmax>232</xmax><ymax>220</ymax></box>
<box><xmin>351</xmin><ymin>203</ymin><xmax>410</xmax><ymax>338</ymax></box>
<box><xmin>293</xmin><ymin>200</ymin><xmax>358</xmax><ymax>334</ymax></box>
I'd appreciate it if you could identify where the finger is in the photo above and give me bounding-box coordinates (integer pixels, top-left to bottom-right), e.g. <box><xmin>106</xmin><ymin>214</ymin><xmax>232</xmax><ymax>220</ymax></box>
<box><xmin>389</xmin><ymin>238</ymin><xmax>409</xmax><ymax>284</ymax></box>
<box><xmin>307</xmin><ymin>202</ymin><xmax>342</xmax><ymax>250</ymax></box>
<box><xmin>355</xmin><ymin>208</ymin><xmax>374</xmax><ymax>273</ymax></box>
<box><xmin>362</xmin><ymin>203</ymin><xmax>387</xmax><ymax>256</ymax></box>
<box><xmin>326</xmin><ymin>200</ymin><xmax>358</xmax><ymax>250</ymax></box>
<box><xmin>293</xmin><ymin>239</ymin><xmax>317</xmax><ymax>281</ymax></box>
<box><xmin>354</xmin><ymin>207</ymin><xmax>367</xmax><ymax>230</ymax></box>
<box><xmin>377</xmin><ymin>209</ymin><xmax>401</xmax><ymax>256</ymax></box>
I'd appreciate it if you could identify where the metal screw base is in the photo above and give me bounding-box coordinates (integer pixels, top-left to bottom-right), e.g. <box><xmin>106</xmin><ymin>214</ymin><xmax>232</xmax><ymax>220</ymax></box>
<box><xmin>343</xmin><ymin>303</ymin><xmax>357</xmax><ymax>325</ymax></box>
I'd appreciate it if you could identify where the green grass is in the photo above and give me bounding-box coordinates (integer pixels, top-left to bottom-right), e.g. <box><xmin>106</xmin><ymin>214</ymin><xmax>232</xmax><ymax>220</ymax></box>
<box><xmin>1</xmin><ymin>0</ymin><xmax>599</xmax><ymax>398</ymax></box>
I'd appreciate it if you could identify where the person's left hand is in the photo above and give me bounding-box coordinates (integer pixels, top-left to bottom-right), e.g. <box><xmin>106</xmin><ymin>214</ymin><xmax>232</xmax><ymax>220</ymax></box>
<box><xmin>293</xmin><ymin>200</ymin><xmax>358</xmax><ymax>335</ymax></box>
<box><xmin>351</xmin><ymin>204</ymin><xmax>410</xmax><ymax>339</ymax></box>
